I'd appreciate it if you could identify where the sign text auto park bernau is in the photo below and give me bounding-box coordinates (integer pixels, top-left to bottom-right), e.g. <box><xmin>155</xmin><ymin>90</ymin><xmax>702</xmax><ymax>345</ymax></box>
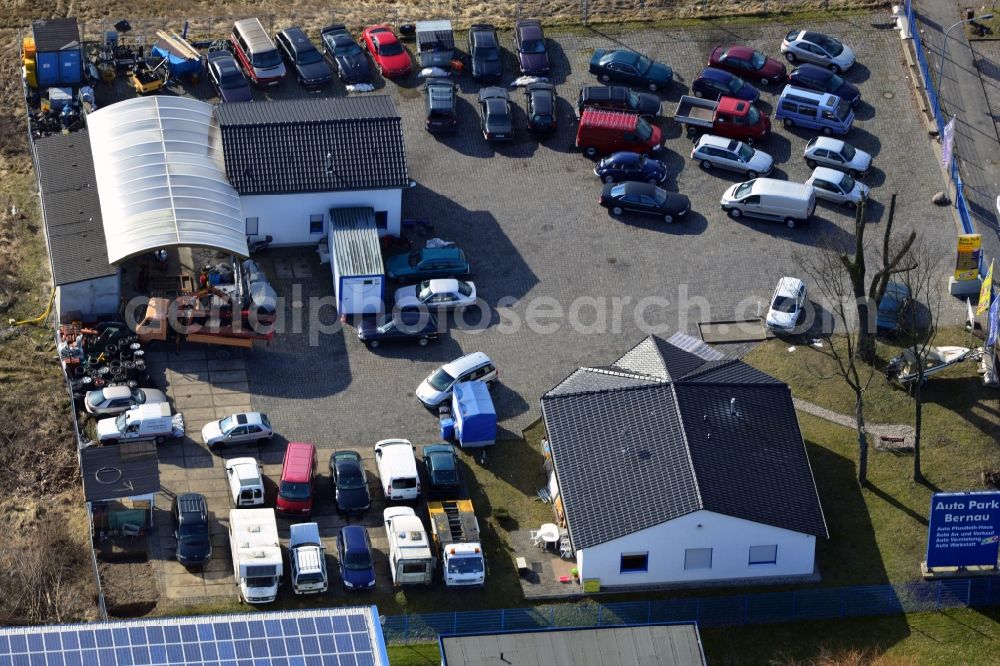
<box><xmin>926</xmin><ymin>491</ymin><xmax>1000</xmax><ymax>568</ymax></box>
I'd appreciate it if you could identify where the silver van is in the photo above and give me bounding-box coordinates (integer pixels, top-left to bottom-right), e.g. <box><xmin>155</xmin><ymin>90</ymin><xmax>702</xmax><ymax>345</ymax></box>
<box><xmin>720</xmin><ymin>178</ymin><xmax>816</xmax><ymax>228</ymax></box>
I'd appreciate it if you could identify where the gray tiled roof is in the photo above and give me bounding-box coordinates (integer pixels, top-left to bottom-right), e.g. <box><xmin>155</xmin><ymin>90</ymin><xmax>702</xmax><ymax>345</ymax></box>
<box><xmin>32</xmin><ymin>18</ymin><xmax>81</xmax><ymax>52</ymax></box>
<box><xmin>543</xmin><ymin>383</ymin><xmax>701</xmax><ymax>550</ymax></box>
<box><xmin>542</xmin><ymin>335</ymin><xmax>828</xmax><ymax>549</ymax></box>
<box><xmin>215</xmin><ymin>97</ymin><xmax>409</xmax><ymax>195</ymax></box>
<box><xmin>33</xmin><ymin>130</ymin><xmax>116</xmax><ymax>285</ymax></box>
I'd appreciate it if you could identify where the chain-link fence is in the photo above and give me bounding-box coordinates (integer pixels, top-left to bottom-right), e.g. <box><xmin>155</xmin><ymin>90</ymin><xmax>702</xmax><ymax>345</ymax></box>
<box><xmin>383</xmin><ymin>577</ymin><xmax>1000</xmax><ymax>643</ymax></box>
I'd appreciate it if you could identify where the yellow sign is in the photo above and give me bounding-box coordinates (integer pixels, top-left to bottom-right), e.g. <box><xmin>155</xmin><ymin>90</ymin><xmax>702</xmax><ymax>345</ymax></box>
<box><xmin>955</xmin><ymin>234</ymin><xmax>982</xmax><ymax>282</ymax></box>
<box><xmin>978</xmin><ymin>260</ymin><xmax>994</xmax><ymax>316</ymax></box>
<box><xmin>582</xmin><ymin>578</ymin><xmax>601</xmax><ymax>593</ymax></box>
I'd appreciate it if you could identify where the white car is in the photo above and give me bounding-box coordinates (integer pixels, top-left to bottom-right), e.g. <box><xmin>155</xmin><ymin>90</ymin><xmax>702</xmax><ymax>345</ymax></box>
<box><xmin>806</xmin><ymin>166</ymin><xmax>870</xmax><ymax>207</ymax></box>
<box><xmin>766</xmin><ymin>277</ymin><xmax>808</xmax><ymax>333</ymax></box>
<box><xmin>84</xmin><ymin>386</ymin><xmax>168</xmax><ymax>416</ymax></box>
<box><xmin>202</xmin><ymin>412</ymin><xmax>273</xmax><ymax>450</ymax></box>
<box><xmin>781</xmin><ymin>30</ymin><xmax>855</xmax><ymax>73</ymax></box>
<box><xmin>395</xmin><ymin>279</ymin><xmax>477</xmax><ymax>310</ymax></box>
<box><xmin>415</xmin><ymin>351</ymin><xmax>498</xmax><ymax>407</ymax></box>
<box><xmin>804</xmin><ymin>136</ymin><xmax>871</xmax><ymax>177</ymax></box>
<box><xmin>691</xmin><ymin>134</ymin><xmax>774</xmax><ymax>178</ymax></box>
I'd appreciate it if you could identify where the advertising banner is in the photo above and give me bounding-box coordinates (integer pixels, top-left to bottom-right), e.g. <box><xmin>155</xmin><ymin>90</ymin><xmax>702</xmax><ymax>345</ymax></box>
<box><xmin>926</xmin><ymin>491</ymin><xmax>1000</xmax><ymax>568</ymax></box>
<box><xmin>955</xmin><ymin>234</ymin><xmax>982</xmax><ymax>282</ymax></box>
<box><xmin>942</xmin><ymin>115</ymin><xmax>956</xmax><ymax>169</ymax></box>
<box><xmin>978</xmin><ymin>260</ymin><xmax>994</xmax><ymax>316</ymax></box>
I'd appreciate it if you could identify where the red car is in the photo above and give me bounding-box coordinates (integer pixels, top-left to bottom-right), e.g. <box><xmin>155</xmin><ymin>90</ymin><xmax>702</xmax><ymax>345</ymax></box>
<box><xmin>709</xmin><ymin>45</ymin><xmax>786</xmax><ymax>86</ymax></box>
<box><xmin>361</xmin><ymin>25</ymin><xmax>412</xmax><ymax>78</ymax></box>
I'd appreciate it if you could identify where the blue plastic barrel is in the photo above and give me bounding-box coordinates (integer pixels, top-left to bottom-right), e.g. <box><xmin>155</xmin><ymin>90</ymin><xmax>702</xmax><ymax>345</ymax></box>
<box><xmin>58</xmin><ymin>49</ymin><xmax>82</xmax><ymax>85</ymax></box>
<box><xmin>36</xmin><ymin>51</ymin><xmax>59</xmax><ymax>87</ymax></box>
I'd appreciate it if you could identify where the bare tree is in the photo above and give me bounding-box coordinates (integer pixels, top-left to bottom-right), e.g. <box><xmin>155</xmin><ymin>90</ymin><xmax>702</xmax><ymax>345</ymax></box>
<box><xmin>800</xmin><ymin>232</ymin><xmax>878</xmax><ymax>486</ymax></box>
<box><xmin>895</xmin><ymin>242</ymin><xmax>943</xmax><ymax>483</ymax></box>
<box><xmin>841</xmin><ymin>195</ymin><xmax>917</xmax><ymax>364</ymax></box>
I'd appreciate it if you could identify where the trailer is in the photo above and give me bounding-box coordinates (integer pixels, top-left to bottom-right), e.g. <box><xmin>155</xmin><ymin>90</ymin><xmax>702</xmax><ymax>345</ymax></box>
<box><xmin>229</xmin><ymin>508</ymin><xmax>282</xmax><ymax>604</ymax></box>
<box><xmin>451</xmin><ymin>381</ymin><xmax>497</xmax><ymax>448</ymax></box>
<box><xmin>427</xmin><ymin>499</ymin><xmax>486</xmax><ymax>587</ymax></box>
<box><xmin>673</xmin><ymin>95</ymin><xmax>770</xmax><ymax>144</ymax></box>
<box><xmin>384</xmin><ymin>506</ymin><xmax>435</xmax><ymax>586</ymax></box>
<box><xmin>415</xmin><ymin>20</ymin><xmax>455</xmax><ymax>69</ymax></box>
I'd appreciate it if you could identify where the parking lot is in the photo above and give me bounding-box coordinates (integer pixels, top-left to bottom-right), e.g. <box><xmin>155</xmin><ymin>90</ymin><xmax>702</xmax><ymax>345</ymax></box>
<box><xmin>139</xmin><ymin>14</ymin><xmax>966</xmax><ymax>607</ymax></box>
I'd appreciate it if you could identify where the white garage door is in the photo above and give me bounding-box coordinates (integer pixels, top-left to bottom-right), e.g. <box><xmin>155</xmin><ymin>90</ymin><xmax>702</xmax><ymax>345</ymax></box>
<box><xmin>340</xmin><ymin>276</ymin><xmax>384</xmax><ymax>315</ymax></box>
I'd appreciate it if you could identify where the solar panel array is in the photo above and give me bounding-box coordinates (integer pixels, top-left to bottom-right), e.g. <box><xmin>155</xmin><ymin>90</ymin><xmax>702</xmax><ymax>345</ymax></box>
<box><xmin>0</xmin><ymin>607</ymin><xmax>387</xmax><ymax>666</ymax></box>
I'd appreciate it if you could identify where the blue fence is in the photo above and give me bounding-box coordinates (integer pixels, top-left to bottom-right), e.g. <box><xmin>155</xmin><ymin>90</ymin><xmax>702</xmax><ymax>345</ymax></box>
<box><xmin>905</xmin><ymin>0</ymin><xmax>984</xmax><ymax>273</ymax></box>
<box><xmin>382</xmin><ymin>577</ymin><xmax>1000</xmax><ymax>642</ymax></box>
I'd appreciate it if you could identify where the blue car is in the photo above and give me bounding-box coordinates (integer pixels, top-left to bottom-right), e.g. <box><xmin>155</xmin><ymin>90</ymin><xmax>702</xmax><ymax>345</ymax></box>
<box><xmin>877</xmin><ymin>282</ymin><xmax>912</xmax><ymax>334</ymax></box>
<box><xmin>594</xmin><ymin>151</ymin><xmax>668</xmax><ymax>184</ymax></box>
<box><xmin>788</xmin><ymin>63</ymin><xmax>861</xmax><ymax>107</ymax></box>
<box><xmin>691</xmin><ymin>67</ymin><xmax>759</xmax><ymax>102</ymax></box>
<box><xmin>386</xmin><ymin>247</ymin><xmax>471</xmax><ymax>283</ymax></box>
<box><xmin>337</xmin><ymin>525</ymin><xmax>376</xmax><ymax>590</ymax></box>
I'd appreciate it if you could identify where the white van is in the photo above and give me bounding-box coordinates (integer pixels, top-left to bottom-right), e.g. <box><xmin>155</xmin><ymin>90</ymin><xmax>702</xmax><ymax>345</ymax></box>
<box><xmin>374</xmin><ymin>439</ymin><xmax>420</xmax><ymax>502</ymax></box>
<box><xmin>96</xmin><ymin>402</ymin><xmax>176</xmax><ymax>444</ymax></box>
<box><xmin>720</xmin><ymin>178</ymin><xmax>816</xmax><ymax>228</ymax></box>
<box><xmin>226</xmin><ymin>457</ymin><xmax>265</xmax><ymax>507</ymax></box>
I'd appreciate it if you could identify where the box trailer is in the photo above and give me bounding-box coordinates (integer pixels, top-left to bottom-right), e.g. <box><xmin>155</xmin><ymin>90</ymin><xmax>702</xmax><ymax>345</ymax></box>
<box><xmin>428</xmin><ymin>499</ymin><xmax>486</xmax><ymax>587</ymax></box>
<box><xmin>229</xmin><ymin>508</ymin><xmax>282</xmax><ymax>604</ymax></box>
<box><xmin>415</xmin><ymin>20</ymin><xmax>455</xmax><ymax>69</ymax></box>
<box><xmin>451</xmin><ymin>381</ymin><xmax>497</xmax><ymax>448</ymax></box>
<box><xmin>329</xmin><ymin>207</ymin><xmax>385</xmax><ymax>315</ymax></box>
<box><xmin>384</xmin><ymin>506</ymin><xmax>435</xmax><ymax>585</ymax></box>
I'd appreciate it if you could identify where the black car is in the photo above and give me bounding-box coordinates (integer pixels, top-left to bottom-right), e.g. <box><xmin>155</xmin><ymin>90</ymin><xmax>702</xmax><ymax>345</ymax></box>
<box><xmin>577</xmin><ymin>85</ymin><xmax>660</xmax><ymax>118</ymax></box>
<box><xmin>514</xmin><ymin>19</ymin><xmax>550</xmax><ymax>75</ymax></box>
<box><xmin>330</xmin><ymin>450</ymin><xmax>372</xmax><ymax>515</ymax></box>
<box><xmin>206</xmin><ymin>51</ymin><xmax>253</xmax><ymax>103</ymax></box>
<box><xmin>320</xmin><ymin>24</ymin><xmax>372</xmax><ymax>84</ymax></box>
<box><xmin>599</xmin><ymin>181</ymin><xmax>690</xmax><ymax>223</ymax></box>
<box><xmin>478</xmin><ymin>87</ymin><xmax>513</xmax><ymax>141</ymax></box>
<box><xmin>594</xmin><ymin>151</ymin><xmax>668</xmax><ymax>184</ymax></box>
<box><xmin>424</xmin><ymin>78</ymin><xmax>458</xmax><ymax>132</ymax></box>
<box><xmin>787</xmin><ymin>63</ymin><xmax>861</xmax><ymax>106</ymax></box>
<box><xmin>172</xmin><ymin>493</ymin><xmax>212</xmax><ymax>568</ymax></box>
<box><xmin>469</xmin><ymin>24</ymin><xmax>503</xmax><ymax>83</ymax></box>
<box><xmin>274</xmin><ymin>27</ymin><xmax>333</xmax><ymax>88</ymax></box>
<box><xmin>357</xmin><ymin>311</ymin><xmax>439</xmax><ymax>348</ymax></box>
<box><xmin>525</xmin><ymin>82</ymin><xmax>557</xmax><ymax>134</ymax></box>
<box><xmin>422</xmin><ymin>443</ymin><xmax>462</xmax><ymax>498</ymax></box>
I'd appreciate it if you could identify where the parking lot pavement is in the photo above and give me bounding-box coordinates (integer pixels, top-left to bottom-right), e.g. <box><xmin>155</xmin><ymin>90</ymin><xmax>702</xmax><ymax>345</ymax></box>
<box><xmin>139</xmin><ymin>15</ymin><xmax>969</xmax><ymax>606</ymax></box>
<box><xmin>232</xmin><ymin>16</ymin><xmax>967</xmax><ymax>447</ymax></box>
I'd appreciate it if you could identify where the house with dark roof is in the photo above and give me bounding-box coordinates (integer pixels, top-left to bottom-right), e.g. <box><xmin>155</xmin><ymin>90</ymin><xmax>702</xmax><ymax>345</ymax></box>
<box><xmin>541</xmin><ymin>333</ymin><xmax>828</xmax><ymax>590</ymax></box>
<box><xmin>215</xmin><ymin>96</ymin><xmax>409</xmax><ymax>247</ymax></box>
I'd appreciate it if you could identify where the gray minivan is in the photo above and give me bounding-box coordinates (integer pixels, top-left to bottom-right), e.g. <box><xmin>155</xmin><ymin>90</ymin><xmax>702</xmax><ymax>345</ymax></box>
<box><xmin>775</xmin><ymin>86</ymin><xmax>853</xmax><ymax>136</ymax></box>
<box><xmin>720</xmin><ymin>178</ymin><xmax>816</xmax><ymax>228</ymax></box>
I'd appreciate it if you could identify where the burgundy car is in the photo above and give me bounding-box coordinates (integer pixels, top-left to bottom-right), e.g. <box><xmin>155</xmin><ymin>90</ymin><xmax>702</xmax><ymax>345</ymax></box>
<box><xmin>709</xmin><ymin>45</ymin><xmax>786</xmax><ymax>86</ymax></box>
<box><xmin>514</xmin><ymin>18</ymin><xmax>550</xmax><ymax>75</ymax></box>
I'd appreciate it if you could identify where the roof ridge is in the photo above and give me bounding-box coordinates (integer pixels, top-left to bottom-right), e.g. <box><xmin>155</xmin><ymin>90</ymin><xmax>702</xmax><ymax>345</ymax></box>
<box><xmin>582</xmin><ymin>366</ymin><xmax>667</xmax><ymax>382</ymax></box>
<box><xmin>543</xmin><ymin>377</ymin><xmax>669</xmax><ymax>400</ymax></box>
<box><xmin>668</xmin><ymin>383</ymin><xmax>704</xmax><ymax>511</ymax></box>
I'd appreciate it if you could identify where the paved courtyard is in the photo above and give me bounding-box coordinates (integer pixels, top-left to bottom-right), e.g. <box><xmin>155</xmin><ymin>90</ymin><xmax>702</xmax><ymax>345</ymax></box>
<box><xmin>130</xmin><ymin>14</ymin><xmax>968</xmax><ymax>607</ymax></box>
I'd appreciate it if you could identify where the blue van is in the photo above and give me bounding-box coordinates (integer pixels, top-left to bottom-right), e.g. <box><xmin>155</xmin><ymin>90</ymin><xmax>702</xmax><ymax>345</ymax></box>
<box><xmin>775</xmin><ymin>86</ymin><xmax>853</xmax><ymax>136</ymax></box>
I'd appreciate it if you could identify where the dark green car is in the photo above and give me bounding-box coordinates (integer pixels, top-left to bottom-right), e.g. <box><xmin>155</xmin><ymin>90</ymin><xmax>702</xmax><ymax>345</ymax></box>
<box><xmin>386</xmin><ymin>247</ymin><xmax>470</xmax><ymax>283</ymax></box>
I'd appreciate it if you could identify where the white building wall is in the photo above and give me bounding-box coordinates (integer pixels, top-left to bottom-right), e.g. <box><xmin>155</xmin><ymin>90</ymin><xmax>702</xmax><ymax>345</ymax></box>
<box><xmin>56</xmin><ymin>275</ymin><xmax>121</xmax><ymax>323</ymax></box>
<box><xmin>577</xmin><ymin>509</ymin><xmax>816</xmax><ymax>587</ymax></box>
<box><xmin>240</xmin><ymin>190</ymin><xmax>402</xmax><ymax>246</ymax></box>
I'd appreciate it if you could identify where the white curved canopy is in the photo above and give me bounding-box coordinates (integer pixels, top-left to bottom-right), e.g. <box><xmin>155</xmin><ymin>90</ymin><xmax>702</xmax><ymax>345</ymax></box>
<box><xmin>86</xmin><ymin>96</ymin><xmax>248</xmax><ymax>263</ymax></box>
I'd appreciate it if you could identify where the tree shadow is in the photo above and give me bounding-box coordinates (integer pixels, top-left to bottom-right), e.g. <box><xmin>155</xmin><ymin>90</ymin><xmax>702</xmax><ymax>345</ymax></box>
<box><xmin>806</xmin><ymin>442</ymin><xmax>892</xmax><ymax>586</ymax></box>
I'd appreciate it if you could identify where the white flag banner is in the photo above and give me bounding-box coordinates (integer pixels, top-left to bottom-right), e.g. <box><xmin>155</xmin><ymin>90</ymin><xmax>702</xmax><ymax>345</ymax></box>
<box><xmin>942</xmin><ymin>115</ymin><xmax>956</xmax><ymax>169</ymax></box>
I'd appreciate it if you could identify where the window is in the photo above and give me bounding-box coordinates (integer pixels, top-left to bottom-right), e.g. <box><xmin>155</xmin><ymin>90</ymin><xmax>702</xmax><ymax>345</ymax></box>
<box><xmin>246</xmin><ymin>217</ymin><xmax>259</xmax><ymax>236</ymax></box>
<box><xmin>620</xmin><ymin>552</ymin><xmax>648</xmax><ymax>573</ymax></box>
<box><xmin>309</xmin><ymin>214</ymin><xmax>324</xmax><ymax>234</ymax></box>
<box><xmin>749</xmin><ymin>544</ymin><xmax>777</xmax><ymax>565</ymax></box>
<box><xmin>684</xmin><ymin>548</ymin><xmax>713</xmax><ymax>570</ymax></box>
<box><xmin>375</xmin><ymin>211</ymin><xmax>388</xmax><ymax>230</ymax></box>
